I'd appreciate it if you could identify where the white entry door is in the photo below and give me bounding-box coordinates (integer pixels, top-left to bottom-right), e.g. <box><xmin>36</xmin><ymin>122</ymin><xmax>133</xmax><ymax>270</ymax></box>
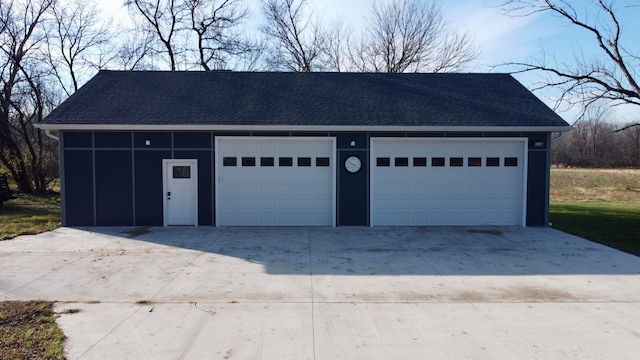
<box><xmin>163</xmin><ymin>159</ymin><xmax>198</xmax><ymax>226</ymax></box>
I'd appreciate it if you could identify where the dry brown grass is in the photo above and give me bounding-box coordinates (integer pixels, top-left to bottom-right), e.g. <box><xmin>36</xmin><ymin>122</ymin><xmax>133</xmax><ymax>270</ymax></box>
<box><xmin>550</xmin><ymin>168</ymin><xmax>640</xmax><ymax>203</ymax></box>
<box><xmin>0</xmin><ymin>301</ymin><xmax>65</xmax><ymax>359</ymax></box>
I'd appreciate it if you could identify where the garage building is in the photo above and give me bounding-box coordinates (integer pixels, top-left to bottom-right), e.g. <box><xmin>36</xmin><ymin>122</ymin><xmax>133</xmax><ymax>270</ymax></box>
<box><xmin>37</xmin><ymin>71</ymin><xmax>571</xmax><ymax>227</ymax></box>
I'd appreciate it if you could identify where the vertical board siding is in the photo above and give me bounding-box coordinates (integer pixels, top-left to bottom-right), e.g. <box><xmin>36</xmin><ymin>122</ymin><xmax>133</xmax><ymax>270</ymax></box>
<box><xmin>174</xmin><ymin>132</ymin><xmax>212</xmax><ymax>148</ymax></box>
<box><xmin>134</xmin><ymin>150</ymin><xmax>171</xmax><ymax>226</ymax></box>
<box><xmin>337</xmin><ymin>150</ymin><xmax>369</xmax><ymax>226</ymax></box>
<box><xmin>94</xmin><ymin>132</ymin><xmax>132</xmax><ymax>148</ymax></box>
<box><xmin>134</xmin><ymin>132</ymin><xmax>172</xmax><ymax>148</ymax></box>
<box><xmin>526</xmin><ymin>150</ymin><xmax>548</xmax><ymax>226</ymax></box>
<box><xmin>95</xmin><ymin>150</ymin><xmax>134</xmax><ymax>225</ymax></box>
<box><xmin>63</xmin><ymin>150</ymin><xmax>95</xmax><ymax>226</ymax></box>
<box><xmin>63</xmin><ymin>132</ymin><xmax>92</xmax><ymax>148</ymax></box>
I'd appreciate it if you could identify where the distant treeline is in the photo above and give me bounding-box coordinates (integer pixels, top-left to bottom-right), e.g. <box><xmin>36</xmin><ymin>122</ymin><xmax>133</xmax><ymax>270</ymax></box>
<box><xmin>552</xmin><ymin>120</ymin><xmax>640</xmax><ymax>168</ymax></box>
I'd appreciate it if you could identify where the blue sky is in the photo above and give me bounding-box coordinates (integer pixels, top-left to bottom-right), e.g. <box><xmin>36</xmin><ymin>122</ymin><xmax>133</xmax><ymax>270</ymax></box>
<box><xmin>99</xmin><ymin>0</ymin><xmax>639</xmax><ymax>123</ymax></box>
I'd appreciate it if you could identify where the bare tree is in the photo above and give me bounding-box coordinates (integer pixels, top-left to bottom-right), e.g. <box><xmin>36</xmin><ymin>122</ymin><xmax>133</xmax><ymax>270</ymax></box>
<box><xmin>47</xmin><ymin>0</ymin><xmax>112</xmax><ymax>95</ymax></box>
<box><xmin>356</xmin><ymin>0</ymin><xmax>478</xmax><ymax>73</ymax></box>
<box><xmin>550</xmin><ymin>106</ymin><xmax>639</xmax><ymax>167</ymax></box>
<box><xmin>126</xmin><ymin>0</ymin><xmax>185</xmax><ymax>70</ymax></box>
<box><xmin>185</xmin><ymin>0</ymin><xmax>251</xmax><ymax>71</ymax></box>
<box><xmin>260</xmin><ymin>0</ymin><xmax>324</xmax><ymax>72</ymax></box>
<box><xmin>621</xmin><ymin>122</ymin><xmax>640</xmax><ymax>165</ymax></box>
<box><xmin>0</xmin><ymin>0</ymin><xmax>56</xmax><ymax>193</ymax></box>
<box><xmin>113</xmin><ymin>30</ymin><xmax>157</xmax><ymax>70</ymax></box>
<box><xmin>501</xmin><ymin>0</ymin><xmax>640</xmax><ymax>116</ymax></box>
<box><xmin>226</xmin><ymin>36</ymin><xmax>268</xmax><ymax>71</ymax></box>
<box><xmin>320</xmin><ymin>19</ymin><xmax>351</xmax><ymax>72</ymax></box>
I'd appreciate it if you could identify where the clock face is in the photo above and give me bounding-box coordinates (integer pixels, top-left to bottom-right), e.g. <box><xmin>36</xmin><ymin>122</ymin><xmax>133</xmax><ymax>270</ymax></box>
<box><xmin>345</xmin><ymin>156</ymin><xmax>362</xmax><ymax>173</ymax></box>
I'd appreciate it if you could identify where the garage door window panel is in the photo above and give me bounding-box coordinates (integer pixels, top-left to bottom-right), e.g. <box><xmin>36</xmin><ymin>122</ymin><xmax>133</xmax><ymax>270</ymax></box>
<box><xmin>505</xmin><ymin>157</ymin><xmax>518</xmax><ymax>167</ymax></box>
<box><xmin>468</xmin><ymin>157</ymin><xmax>482</xmax><ymax>167</ymax></box>
<box><xmin>413</xmin><ymin>157</ymin><xmax>427</xmax><ymax>167</ymax></box>
<box><xmin>395</xmin><ymin>157</ymin><xmax>409</xmax><ymax>167</ymax></box>
<box><xmin>377</xmin><ymin>157</ymin><xmax>390</xmax><ymax>167</ymax></box>
<box><xmin>298</xmin><ymin>157</ymin><xmax>312</xmax><ymax>167</ymax></box>
<box><xmin>279</xmin><ymin>157</ymin><xmax>293</xmax><ymax>166</ymax></box>
<box><xmin>316</xmin><ymin>157</ymin><xmax>330</xmax><ymax>167</ymax></box>
<box><xmin>486</xmin><ymin>157</ymin><xmax>500</xmax><ymax>167</ymax></box>
<box><xmin>449</xmin><ymin>157</ymin><xmax>464</xmax><ymax>167</ymax></box>
<box><xmin>242</xmin><ymin>157</ymin><xmax>256</xmax><ymax>166</ymax></box>
<box><xmin>223</xmin><ymin>157</ymin><xmax>237</xmax><ymax>166</ymax></box>
<box><xmin>261</xmin><ymin>157</ymin><xmax>275</xmax><ymax>166</ymax></box>
<box><xmin>431</xmin><ymin>157</ymin><xmax>445</xmax><ymax>167</ymax></box>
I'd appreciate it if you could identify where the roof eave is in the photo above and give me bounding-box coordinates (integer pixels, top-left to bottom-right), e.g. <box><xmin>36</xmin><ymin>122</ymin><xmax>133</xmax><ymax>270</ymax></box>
<box><xmin>34</xmin><ymin>124</ymin><xmax>573</xmax><ymax>133</ymax></box>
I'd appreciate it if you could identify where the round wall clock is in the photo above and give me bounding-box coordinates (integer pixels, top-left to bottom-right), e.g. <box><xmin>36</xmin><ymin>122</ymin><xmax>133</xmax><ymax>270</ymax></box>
<box><xmin>344</xmin><ymin>156</ymin><xmax>362</xmax><ymax>173</ymax></box>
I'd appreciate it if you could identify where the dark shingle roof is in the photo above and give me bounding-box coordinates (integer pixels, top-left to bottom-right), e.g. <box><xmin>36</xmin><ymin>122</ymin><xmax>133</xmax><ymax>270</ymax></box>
<box><xmin>40</xmin><ymin>70</ymin><xmax>569</xmax><ymax>129</ymax></box>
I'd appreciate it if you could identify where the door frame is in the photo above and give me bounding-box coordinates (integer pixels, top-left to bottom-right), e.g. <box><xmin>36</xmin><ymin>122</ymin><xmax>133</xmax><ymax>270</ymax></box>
<box><xmin>162</xmin><ymin>159</ymin><xmax>199</xmax><ymax>226</ymax></box>
<box><xmin>214</xmin><ymin>136</ymin><xmax>337</xmax><ymax>227</ymax></box>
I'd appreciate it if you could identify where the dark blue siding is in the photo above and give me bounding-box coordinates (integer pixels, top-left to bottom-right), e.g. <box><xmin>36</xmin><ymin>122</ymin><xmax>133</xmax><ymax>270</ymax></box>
<box><xmin>337</xmin><ymin>150</ymin><xmax>369</xmax><ymax>225</ymax></box>
<box><xmin>95</xmin><ymin>132</ymin><xmax>132</xmax><ymax>148</ymax></box>
<box><xmin>134</xmin><ymin>150</ymin><xmax>171</xmax><ymax>225</ymax></box>
<box><xmin>95</xmin><ymin>150</ymin><xmax>134</xmax><ymax>225</ymax></box>
<box><xmin>528</xmin><ymin>133</ymin><xmax>548</xmax><ymax>148</ymax></box>
<box><xmin>333</xmin><ymin>133</ymin><xmax>368</xmax><ymax>149</ymax></box>
<box><xmin>174</xmin><ymin>132</ymin><xmax>212</xmax><ymax>148</ymax></box>
<box><xmin>526</xmin><ymin>150</ymin><xmax>549</xmax><ymax>226</ymax></box>
<box><xmin>63</xmin><ymin>150</ymin><xmax>94</xmax><ymax>225</ymax></box>
<box><xmin>63</xmin><ymin>132</ymin><xmax>92</xmax><ymax>148</ymax></box>
<box><xmin>175</xmin><ymin>150</ymin><xmax>213</xmax><ymax>226</ymax></box>
<box><xmin>134</xmin><ymin>132</ymin><xmax>172</xmax><ymax>148</ymax></box>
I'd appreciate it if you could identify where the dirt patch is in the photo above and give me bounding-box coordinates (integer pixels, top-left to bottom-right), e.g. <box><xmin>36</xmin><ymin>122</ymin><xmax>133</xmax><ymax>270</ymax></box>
<box><xmin>501</xmin><ymin>286</ymin><xmax>577</xmax><ymax>302</ymax></box>
<box><xmin>121</xmin><ymin>227</ymin><xmax>152</xmax><ymax>238</ymax></box>
<box><xmin>466</xmin><ymin>229</ymin><xmax>504</xmax><ymax>236</ymax></box>
<box><xmin>348</xmin><ymin>286</ymin><xmax>579</xmax><ymax>303</ymax></box>
<box><xmin>455</xmin><ymin>286</ymin><xmax>577</xmax><ymax>303</ymax></box>
<box><xmin>58</xmin><ymin>308</ymin><xmax>82</xmax><ymax>315</ymax></box>
<box><xmin>451</xmin><ymin>291</ymin><xmax>489</xmax><ymax>303</ymax></box>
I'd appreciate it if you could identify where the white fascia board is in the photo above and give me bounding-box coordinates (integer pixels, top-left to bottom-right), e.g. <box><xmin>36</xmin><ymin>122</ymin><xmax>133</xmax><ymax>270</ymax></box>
<box><xmin>34</xmin><ymin>123</ymin><xmax>574</xmax><ymax>133</ymax></box>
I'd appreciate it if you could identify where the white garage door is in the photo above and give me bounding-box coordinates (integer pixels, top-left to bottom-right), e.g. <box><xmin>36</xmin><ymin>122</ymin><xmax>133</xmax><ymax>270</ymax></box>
<box><xmin>216</xmin><ymin>137</ymin><xmax>336</xmax><ymax>226</ymax></box>
<box><xmin>371</xmin><ymin>138</ymin><xmax>527</xmax><ymax>226</ymax></box>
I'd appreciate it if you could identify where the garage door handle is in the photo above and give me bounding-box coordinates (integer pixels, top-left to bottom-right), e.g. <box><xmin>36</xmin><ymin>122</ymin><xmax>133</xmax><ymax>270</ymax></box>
<box><xmin>167</xmin><ymin>191</ymin><xmax>171</xmax><ymax>200</ymax></box>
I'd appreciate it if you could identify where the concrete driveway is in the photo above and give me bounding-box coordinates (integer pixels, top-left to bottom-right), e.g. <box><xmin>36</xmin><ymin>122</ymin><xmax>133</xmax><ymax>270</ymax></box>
<box><xmin>1</xmin><ymin>226</ymin><xmax>639</xmax><ymax>359</ymax></box>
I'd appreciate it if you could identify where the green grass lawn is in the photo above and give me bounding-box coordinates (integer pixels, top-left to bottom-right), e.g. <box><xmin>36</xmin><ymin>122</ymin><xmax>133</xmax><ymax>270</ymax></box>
<box><xmin>550</xmin><ymin>168</ymin><xmax>640</xmax><ymax>257</ymax></box>
<box><xmin>0</xmin><ymin>193</ymin><xmax>61</xmax><ymax>241</ymax></box>
<box><xmin>550</xmin><ymin>202</ymin><xmax>640</xmax><ymax>256</ymax></box>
